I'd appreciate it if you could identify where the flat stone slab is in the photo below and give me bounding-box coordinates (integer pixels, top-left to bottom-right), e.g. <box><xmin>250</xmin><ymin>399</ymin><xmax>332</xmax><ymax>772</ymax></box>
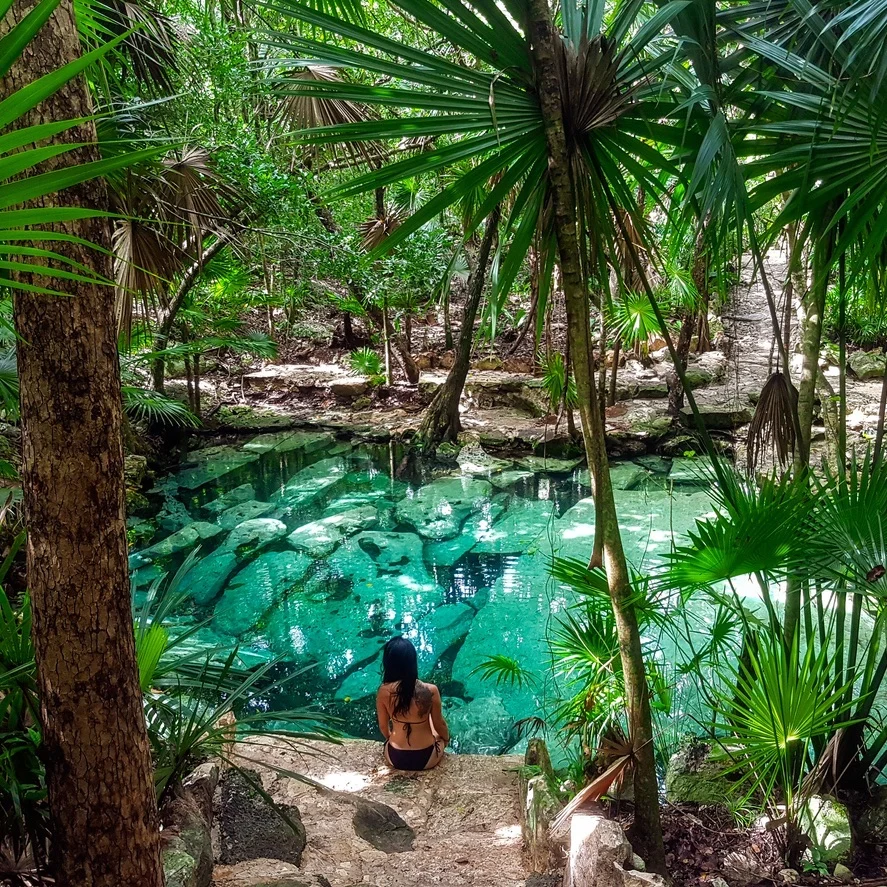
<box><xmin>176</xmin><ymin>447</ymin><xmax>260</xmax><ymax>490</ymax></box>
<box><xmin>217</xmin><ymin>500</ymin><xmax>276</xmax><ymax>530</ymax></box>
<box><xmin>274</xmin><ymin>457</ymin><xmax>348</xmax><ymax>512</ymax></box>
<box><xmin>201</xmin><ymin>483</ymin><xmax>256</xmax><ymax>516</ymax></box>
<box><xmin>212</xmin><ymin>738</ymin><xmax>528</xmax><ymax>887</ymax></box>
<box><xmin>137</xmin><ymin>522</ymin><xmax>222</xmax><ymax>562</ymax></box>
<box><xmin>514</xmin><ymin>455</ymin><xmax>583</xmax><ymax>474</ymax></box>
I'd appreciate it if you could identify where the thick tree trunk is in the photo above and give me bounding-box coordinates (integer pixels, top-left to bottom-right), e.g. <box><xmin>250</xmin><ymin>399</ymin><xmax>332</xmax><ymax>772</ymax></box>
<box><xmin>418</xmin><ymin>209</ymin><xmax>499</xmax><ymax>448</ymax></box>
<box><xmin>526</xmin><ymin>0</ymin><xmax>666</xmax><ymax>872</ymax></box>
<box><xmin>2</xmin><ymin>2</ymin><xmax>164</xmax><ymax>885</ymax></box>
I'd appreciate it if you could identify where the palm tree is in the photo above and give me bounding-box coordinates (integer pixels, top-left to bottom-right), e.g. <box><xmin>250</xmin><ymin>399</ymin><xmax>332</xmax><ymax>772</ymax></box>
<box><xmin>262</xmin><ymin>0</ymin><xmax>724</xmax><ymax>867</ymax></box>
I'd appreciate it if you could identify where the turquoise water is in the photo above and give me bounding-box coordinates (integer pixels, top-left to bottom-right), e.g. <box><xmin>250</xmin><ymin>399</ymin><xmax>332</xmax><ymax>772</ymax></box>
<box><xmin>129</xmin><ymin>431</ymin><xmax>714</xmax><ymax>756</ymax></box>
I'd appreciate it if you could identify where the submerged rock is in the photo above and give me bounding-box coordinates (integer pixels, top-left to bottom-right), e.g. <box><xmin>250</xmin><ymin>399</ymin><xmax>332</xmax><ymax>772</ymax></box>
<box><xmin>424</xmin><ymin>502</ymin><xmax>505</xmax><ymax>565</ymax></box>
<box><xmin>139</xmin><ymin>522</ymin><xmax>223</xmax><ymax>562</ymax></box>
<box><xmin>216</xmin><ymin>768</ymin><xmax>306</xmax><ymax>866</ymax></box>
<box><xmin>217</xmin><ymin>500</ymin><xmax>276</xmax><ymax>530</ymax></box>
<box><xmin>275</xmin><ymin>457</ymin><xmax>347</xmax><ymax>511</ymax></box>
<box><xmin>242</xmin><ymin>429</ymin><xmax>332</xmax><ymax>454</ymax></box>
<box><xmin>180</xmin><ymin>550</ymin><xmax>239</xmax><ymax>606</ymax></box>
<box><xmin>472</xmin><ymin>498</ymin><xmax>554</xmax><ymax>556</ymax></box>
<box><xmin>213</xmin><ymin>551</ymin><xmax>311</xmax><ymax>636</ymax></box>
<box><xmin>201</xmin><ymin>483</ymin><xmax>256</xmax><ymax>516</ymax></box>
<box><xmin>395</xmin><ymin>476</ymin><xmax>493</xmax><ymax>540</ymax></box>
<box><xmin>489</xmin><ymin>469</ymin><xmax>534</xmax><ymax>490</ymax></box>
<box><xmin>222</xmin><ymin>517</ymin><xmax>288</xmax><ymax>555</ymax></box>
<box><xmin>176</xmin><ymin>447</ymin><xmax>260</xmax><ymax>490</ymax></box>
<box><xmin>287</xmin><ymin>505</ymin><xmax>378</xmax><ymax>558</ymax></box>
<box><xmin>515</xmin><ymin>455</ymin><xmax>583</xmax><ymax>474</ymax></box>
<box><xmin>445</xmin><ymin>695</ymin><xmax>518</xmax><ymax>755</ymax></box>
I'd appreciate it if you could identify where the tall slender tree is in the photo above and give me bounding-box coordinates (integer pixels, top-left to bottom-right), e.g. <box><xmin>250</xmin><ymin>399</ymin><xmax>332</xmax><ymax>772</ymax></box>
<box><xmin>1</xmin><ymin>1</ymin><xmax>164</xmax><ymax>884</ymax></box>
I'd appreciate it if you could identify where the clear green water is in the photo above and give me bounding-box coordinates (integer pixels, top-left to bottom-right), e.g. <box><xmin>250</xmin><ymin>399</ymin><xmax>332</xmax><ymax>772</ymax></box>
<box><xmin>129</xmin><ymin>430</ymin><xmax>714</xmax><ymax>757</ymax></box>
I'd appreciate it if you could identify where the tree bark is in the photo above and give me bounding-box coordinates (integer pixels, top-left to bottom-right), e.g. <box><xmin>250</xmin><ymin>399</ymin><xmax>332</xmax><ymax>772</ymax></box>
<box><xmin>417</xmin><ymin>209</ymin><xmax>499</xmax><ymax>447</ymax></box>
<box><xmin>1</xmin><ymin>2</ymin><xmax>164</xmax><ymax>885</ymax></box>
<box><xmin>526</xmin><ymin>0</ymin><xmax>666</xmax><ymax>871</ymax></box>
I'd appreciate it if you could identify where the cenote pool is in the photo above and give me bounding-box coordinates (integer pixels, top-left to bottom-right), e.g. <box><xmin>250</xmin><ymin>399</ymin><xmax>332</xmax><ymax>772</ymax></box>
<box><xmin>129</xmin><ymin>430</ymin><xmax>716</xmax><ymax>759</ymax></box>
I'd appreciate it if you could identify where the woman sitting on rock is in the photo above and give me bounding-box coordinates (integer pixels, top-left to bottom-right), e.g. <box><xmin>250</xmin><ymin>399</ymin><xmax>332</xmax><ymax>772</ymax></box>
<box><xmin>376</xmin><ymin>636</ymin><xmax>449</xmax><ymax>771</ymax></box>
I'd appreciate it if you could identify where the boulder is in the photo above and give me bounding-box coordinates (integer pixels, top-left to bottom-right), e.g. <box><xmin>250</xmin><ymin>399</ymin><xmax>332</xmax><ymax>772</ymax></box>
<box><xmin>722</xmin><ymin>849</ymin><xmax>771</xmax><ymax>885</ymax></box>
<box><xmin>286</xmin><ymin>505</ymin><xmax>378</xmax><ymax>558</ymax></box>
<box><xmin>665</xmin><ymin>742</ymin><xmax>739</xmax><ymax>805</ymax></box>
<box><xmin>800</xmin><ymin>796</ymin><xmax>851</xmax><ymax>864</ymax></box>
<box><xmin>833</xmin><ymin>863</ymin><xmax>853</xmax><ymax>883</ymax></box>
<box><xmin>329</xmin><ymin>377</ymin><xmax>369</xmax><ymax>398</ymax></box>
<box><xmin>515</xmin><ymin>455</ymin><xmax>583</xmax><ymax>475</ymax></box>
<box><xmin>176</xmin><ymin>447</ymin><xmax>260</xmax><ymax>491</ymax></box>
<box><xmin>848</xmin><ymin>349</ymin><xmax>886</xmax><ymax>380</ymax></box>
<box><xmin>351</xmin><ymin>799</ymin><xmax>415</xmax><ymax>853</ymax></box>
<box><xmin>216</xmin><ymin>768</ymin><xmax>306</xmax><ymax>866</ymax></box>
<box><xmin>139</xmin><ymin>523</ymin><xmax>223</xmax><ymax>562</ymax></box>
<box><xmin>489</xmin><ymin>469</ymin><xmax>534</xmax><ymax>490</ymax></box>
<box><xmin>564</xmin><ymin>813</ymin><xmax>665</xmax><ymax>887</ymax></box>
<box><xmin>124</xmin><ymin>454</ymin><xmax>149</xmax><ymax>488</ymax></box>
<box><xmin>213</xmin><ymin>551</ymin><xmax>311</xmax><ymax>636</ymax></box>
<box><xmin>395</xmin><ymin>476</ymin><xmax>493</xmax><ymax>540</ymax></box>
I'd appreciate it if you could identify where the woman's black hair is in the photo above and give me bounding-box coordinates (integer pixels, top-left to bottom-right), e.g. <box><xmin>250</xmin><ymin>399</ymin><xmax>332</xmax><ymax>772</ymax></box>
<box><xmin>382</xmin><ymin>636</ymin><xmax>418</xmax><ymax>717</ymax></box>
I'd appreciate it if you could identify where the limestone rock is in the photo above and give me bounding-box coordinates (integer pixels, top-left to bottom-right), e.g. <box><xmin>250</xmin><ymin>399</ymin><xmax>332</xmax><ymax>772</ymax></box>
<box><xmin>329</xmin><ymin>377</ymin><xmax>369</xmax><ymax>398</ymax></box>
<box><xmin>777</xmin><ymin>868</ymin><xmax>799</xmax><ymax>884</ymax></box>
<box><xmin>456</xmin><ymin>444</ymin><xmax>513</xmax><ymax>476</ymax></box>
<box><xmin>394</xmin><ymin>476</ymin><xmax>493</xmax><ymax>540</ymax></box>
<box><xmin>124</xmin><ymin>454</ymin><xmax>149</xmax><ymax>488</ymax></box>
<box><xmin>564</xmin><ymin>813</ymin><xmax>665</xmax><ymax>887</ymax></box>
<box><xmin>489</xmin><ymin>469</ymin><xmax>533</xmax><ymax>490</ymax></box>
<box><xmin>665</xmin><ymin>742</ymin><xmax>739</xmax><ymax>805</ymax></box>
<box><xmin>471</xmin><ymin>498</ymin><xmax>554</xmax><ymax>556</ymax></box>
<box><xmin>848</xmin><ymin>349</ymin><xmax>886</xmax><ymax>380</ymax></box>
<box><xmin>515</xmin><ymin>455</ymin><xmax>583</xmax><ymax>474</ymax></box>
<box><xmin>140</xmin><ymin>523</ymin><xmax>223</xmax><ymax>562</ymax></box>
<box><xmin>181</xmin><ymin>551</ymin><xmax>239</xmax><ymax>606</ymax></box>
<box><xmin>424</xmin><ymin>502</ymin><xmax>505</xmax><ymax>565</ymax></box>
<box><xmin>833</xmin><ymin>864</ymin><xmax>853</xmax><ymax>883</ymax></box>
<box><xmin>213</xmin><ymin>551</ymin><xmax>311</xmax><ymax>636</ymax></box>
<box><xmin>217</xmin><ymin>500</ymin><xmax>276</xmax><ymax>530</ymax></box>
<box><xmin>800</xmin><ymin>796</ymin><xmax>852</xmax><ymax>863</ymax></box>
<box><xmin>286</xmin><ymin>505</ymin><xmax>378</xmax><ymax>558</ymax></box>
<box><xmin>222</xmin><ymin>518</ymin><xmax>288</xmax><ymax>554</ymax></box>
<box><xmin>667</xmin><ymin>457</ymin><xmax>708</xmax><ymax>487</ymax></box>
<box><xmin>351</xmin><ymin>799</ymin><xmax>415</xmax><ymax>853</ymax></box>
<box><xmin>274</xmin><ymin>457</ymin><xmax>347</xmax><ymax>511</ymax></box>
<box><xmin>680</xmin><ymin>404</ymin><xmax>752</xmax><ymax>429</ymax></box>
<box><xmin>216</xmin><ymin>768</ymin><xmax>306</xmax><ymax>866</ymax></box>
<box><xmin>444</xmin><ymin>695</ymin><xmax>518</xmax><ymax>755</ymax></box>
<box><xmin>176</xmin><ymin>447</ymin><xmax>260</xmax><ymax>490</ymax></box>
<box><xmin>202</xmin><ymin>484</ymin><xmax>256</xmax><ymax>516</ymax></box>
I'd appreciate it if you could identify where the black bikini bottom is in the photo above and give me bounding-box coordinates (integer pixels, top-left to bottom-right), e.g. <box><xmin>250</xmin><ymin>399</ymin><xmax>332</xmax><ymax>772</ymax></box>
<box><xmin>386</xmin><ymin>741</ymin><xmax>438</xmax><ymax>771</ymax></box>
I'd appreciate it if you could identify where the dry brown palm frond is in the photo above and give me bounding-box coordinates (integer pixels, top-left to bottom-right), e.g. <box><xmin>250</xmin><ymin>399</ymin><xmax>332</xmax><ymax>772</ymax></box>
<box><xmin>280</xmin><ymin>65</ymin><xmax>383</xmax><ymax>166</ymax></box>
<box><xmin>157</xmin><ymin>147</ymin><xmax>229</xmax><ymax>240</ymax></box>
<box><xmin>550</xmin><ymin>727</ymin><xmax>639</xmax><ymax>835</ymax></box>
<box><xmin>746</xmin><ymin>371</ymin><xmax>798</xmax><ymax>474</ymax></box>
<box><xmin>358</xmin><ymin>209</ymin><xmax>403</xmax><ymax>252</ymax></box>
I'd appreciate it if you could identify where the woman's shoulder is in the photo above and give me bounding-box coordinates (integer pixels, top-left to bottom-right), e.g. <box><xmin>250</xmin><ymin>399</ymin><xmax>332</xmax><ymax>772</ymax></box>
<box><xmin>417</xmin><ymin>680</ymin><xmax>440</xmax><ymax>697</ymax></box>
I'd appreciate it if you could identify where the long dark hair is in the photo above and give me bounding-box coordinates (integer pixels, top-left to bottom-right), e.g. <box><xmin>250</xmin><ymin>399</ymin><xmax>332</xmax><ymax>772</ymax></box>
<box><xmin>382</xmin><ymin>636</ymin><xmax>418</xmax><ymax>717</ymax></box>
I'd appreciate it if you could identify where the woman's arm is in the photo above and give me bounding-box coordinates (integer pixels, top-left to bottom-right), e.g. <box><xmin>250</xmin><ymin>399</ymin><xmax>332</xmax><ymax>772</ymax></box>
<box><xmin>430</xmin><ymin>685</ymin><xmax>450</xmax><ymax>743</ymax></box>
<box><xmin>376</xmin><ymin>688</ymin><xmax>391</xmax><ymax>740</ymax></box>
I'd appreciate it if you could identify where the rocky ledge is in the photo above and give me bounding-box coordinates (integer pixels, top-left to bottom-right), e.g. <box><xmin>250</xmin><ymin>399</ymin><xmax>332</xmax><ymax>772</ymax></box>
<box><xmin>210</xmin><ymin>738</ymin><xmax>530</xmax><ymax>887</ymax></box>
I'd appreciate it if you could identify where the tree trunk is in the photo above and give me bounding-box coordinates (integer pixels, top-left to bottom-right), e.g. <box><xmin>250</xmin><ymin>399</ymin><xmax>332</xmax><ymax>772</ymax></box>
<box><xmin>793</xmin><ymin>228</ymin><xmax>833</xmax><ymax>470</ymax></box>
<box><xmin>668</xmin><ymin>312</ymin><xmax>695</xmax><ymax>415</ymax></box>
<box><xmin>418</xmin><ymin>209</ymin><xmax>499</xmax><ymax>448</ymax></box>
<box><xmin>526</xmin><ymin>0</ymin><xmax>666</xmax><ymax>871</ymax></box>
<box><xmin>1</xmin><ymin>2</ymin><xmax>164</xmax><ymax>885</ymax></box>
<box><xmin>152</xmin><ymin>229</ymin><xmax>235</xmax><ymax>392</ymax></box>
